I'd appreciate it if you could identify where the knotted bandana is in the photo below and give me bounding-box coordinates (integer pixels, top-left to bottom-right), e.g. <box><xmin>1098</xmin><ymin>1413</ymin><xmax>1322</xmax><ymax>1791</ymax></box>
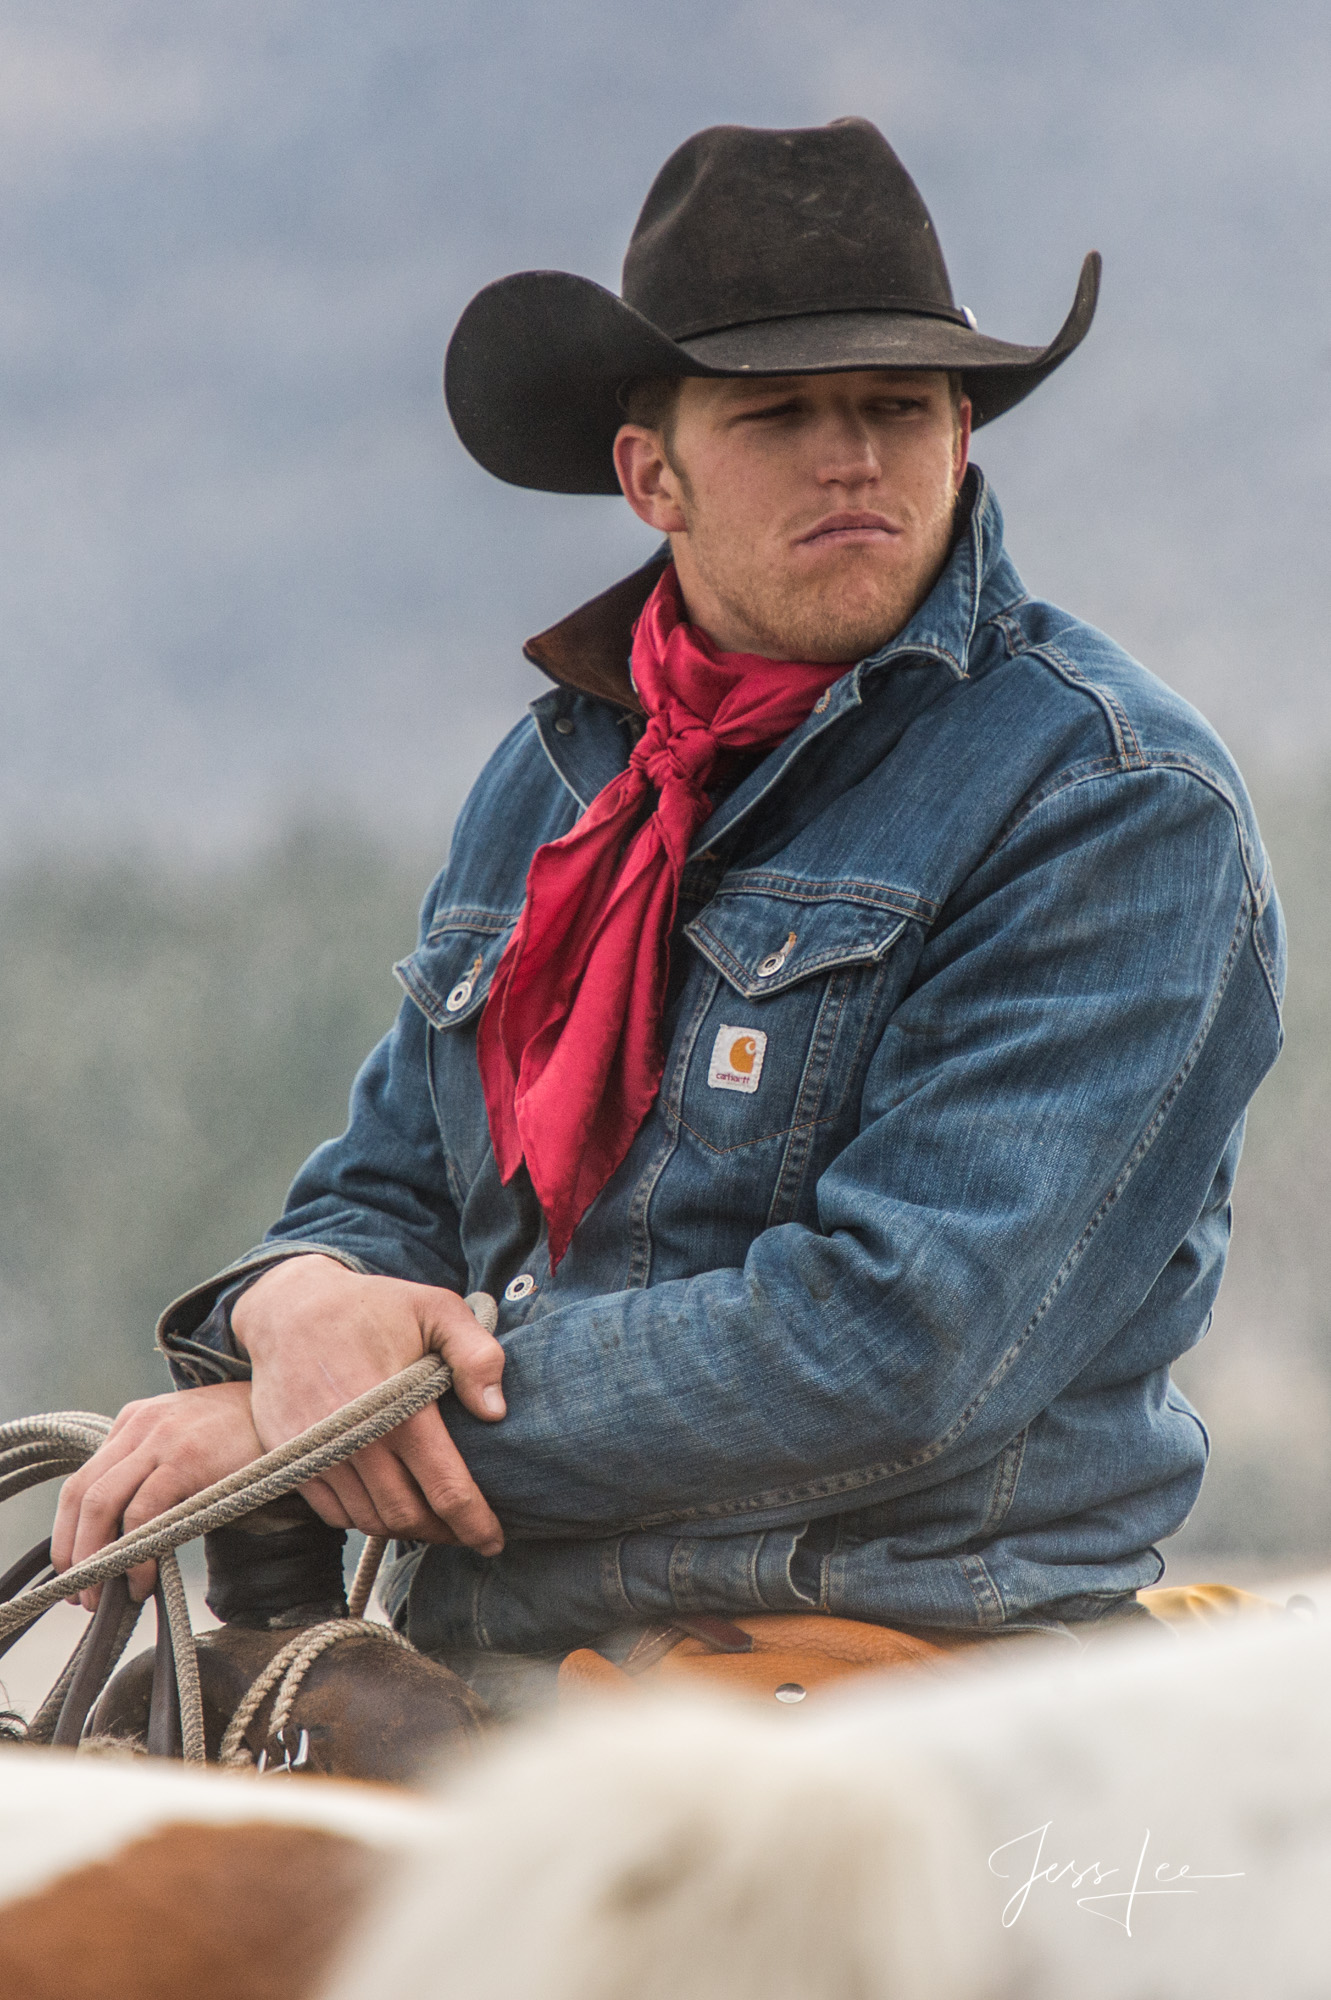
<box><xmin>477</xmin><ymin>564</ymin><xmax>845</xmax><ymax>1264</ymax></box>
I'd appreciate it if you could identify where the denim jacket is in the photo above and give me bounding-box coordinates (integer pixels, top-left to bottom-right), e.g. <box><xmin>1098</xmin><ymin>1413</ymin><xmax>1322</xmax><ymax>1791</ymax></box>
<box><xmin>161</xmin><ymin>470</ymin><xmax>1284</xmax><ymax>1653</ymax></box>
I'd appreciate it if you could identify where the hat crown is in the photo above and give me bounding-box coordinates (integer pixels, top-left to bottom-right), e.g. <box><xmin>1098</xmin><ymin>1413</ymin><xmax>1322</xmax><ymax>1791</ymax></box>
<box><xmin>621</xmin><ymin>118</ymin><xmax>960</xmax><ymax>342</ymax></box>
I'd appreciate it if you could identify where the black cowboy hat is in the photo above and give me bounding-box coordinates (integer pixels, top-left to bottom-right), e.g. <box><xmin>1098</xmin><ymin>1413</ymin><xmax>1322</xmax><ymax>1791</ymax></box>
<box><xmin>445</xmin><ymin>117</ymin><xmax>1100</xmax><ymax>496</ymax></box>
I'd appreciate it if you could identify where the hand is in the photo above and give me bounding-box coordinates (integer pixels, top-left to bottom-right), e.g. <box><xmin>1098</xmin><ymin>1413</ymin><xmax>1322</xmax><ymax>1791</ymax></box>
<box><xmin>52</xmin><ymin>1381</ymin><xmax>264</xmax><ymax>1609</ymax></box>
<box><xmin>232</xmin><ymin>1255</ymin><xmax>507</xmax><ymax>1557</ymax></box>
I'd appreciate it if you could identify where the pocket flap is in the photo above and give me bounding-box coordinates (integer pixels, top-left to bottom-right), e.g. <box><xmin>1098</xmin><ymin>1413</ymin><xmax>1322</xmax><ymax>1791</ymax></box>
<box><xmin>686</xmin><ymin>888</ymin><xmax>908</xmax><ymax>1000</ymax></box>
<box><xmin>394</xmin><ymin>906</ymin><xmax>519</xmax><ymax>1029</ymax></box>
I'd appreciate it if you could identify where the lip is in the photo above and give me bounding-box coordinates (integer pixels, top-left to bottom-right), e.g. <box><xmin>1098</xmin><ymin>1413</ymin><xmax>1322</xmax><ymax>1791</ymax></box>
<box><xmin>794</xmin><ymin>511</ymin><xmax>901</xmax><ymax>547</ymax></box>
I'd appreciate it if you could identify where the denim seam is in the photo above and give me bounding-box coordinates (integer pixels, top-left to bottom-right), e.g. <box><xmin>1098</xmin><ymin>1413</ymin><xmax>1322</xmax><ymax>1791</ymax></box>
<box><xmin>1250</xmin><ymin>921</ymin><xmax>1282</xmax><ymax>1021</ymax></box>
<box><xmin>424</xmin><ymin>1028</ymin><xmax>470</xmax><ymax>1217</ymax></box>
<box><xmin>424</xmin><ymin>906</ymin><xmax>521</xmax><ymax>940</ymax></box>
<box><xmin>983</xmin><ymin>755</ymin><xmax>1138</xmax><ymax>861</ymax></box>
<box><xmin>979</xmin><ymin>1425</ymin><xmax>1028</xmax><ymax>1533</ymax></box>
<box><xmin>611</xmin><ymin>897</ymin><xmax>1251</xmax><ymax>1528</ymax></box>
<box><xmin>986</xmin><ymin>757</ymin><xmax>1272</xmax><ymax>953</ymax></box>
<box><xmin>698</xmin><ymin>874</ymin><xmax>937</xmax><ymax>921</ymax></box>
<box><xmin>960</xmin><ymin>1553</ymin><xmax>1006</xmax><ymax>1626</ymax></box>
<box><xmin>1025</xmin><ymin>643</ymin><xmax>1147</xmax><ymax>767</ymax></box>
<box><xmin>1127</xmin><ymin>754</ymin><xmax>1267</xmax><ymax>904</ymax></box>
<box><xmin>533</xmin><ymin>709</ymin><xmax>596</xmax><ymax>810</ymax></box>
<box><xmin>600</xmin><ymin>1537</ymin><xmax>635</xmax><ymax>1622</ymax></box>
<box><xmin>681</xmin><ymin>1108</ymin><xmax>838</xmax><ymax>1160</ymax></box>
<box><xmin>626</xmin><ymin>972</ymin><xmax>714</xmax><ymax>1286</ymax></box>
<box><xmin>690</xmin><ymin>921</ymin><xmax>907</xmax><ymax>999</ymax></box>
<box><xmin>766</xmin><ymin>971</ymin><xmax>853</xmax><ymax>1225</ymax></box>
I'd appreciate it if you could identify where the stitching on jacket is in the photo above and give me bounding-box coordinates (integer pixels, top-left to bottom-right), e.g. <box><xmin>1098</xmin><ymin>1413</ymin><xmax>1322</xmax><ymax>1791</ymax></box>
<box><xmin>1024</xmin><ymin>643</ymin><xmax>1148</xmax><ymax>768</ymax></box>
<box><xmin>700</xmin><ymin>873</ymin><xmax>936</xmax><ymax>920</ymax></box>
<box><xmin>960</xmin><ymin>1554</ymin><xmax>1005</xmax><ymax>1626</ymax></box>
<box><xmin>626</xmin><ymin>973</ymin><xmax>713</xmax><ymax>1285</ymax></box>
<box><xmin>425</xmin><ymin>906</ymin><xmax>522</xmax><ymax>940</ymax></box>
<box><xmin>1250</xmin><ymin>910</ymin><xmax>1282</xmax><ymax>1019</ymax></box>
<box><xmin>614</xmin><ymin>897</ymin><xmax>1252</xmax><ymax>1528</ymax></box>
<box><xmin>765</xmin><ymin>972</ymin><xmax>854</xmax><ymax>1221</ymax></box>
<box><xmin>424</xmin><ymin>1030</ymin><xmax>470</xmax><ymax>1217</ymax></box>
<box><xmin>533</xmin><ymin>712</ymin><xmax>596</xmax><ymax>810</ymax></box>
<box><xmin>693</xmin><ymin>934</ymin><xmax>900</xmax><ymax>995</ymax></box>
<box><xmin>988</xmin><ymin>753</ymin><xmax>1273</xmax><ymax>928</ymax></box>
<box><xmin>601</xmin><ymin>1536</ymin><xmax>635</xmax><ymax>1622</ymax></box>
<box><xmin>979</xmin><ymin>1426</ymin><xmax>1028</xmax><ymax>1533</ymax></box>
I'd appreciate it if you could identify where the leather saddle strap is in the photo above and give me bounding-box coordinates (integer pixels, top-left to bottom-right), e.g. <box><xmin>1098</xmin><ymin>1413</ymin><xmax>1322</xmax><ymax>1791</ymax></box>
<box><xmin>147</xmin><ymin>1577</ymin><xmax>183</xmax><ymax>1757</ymax></box>
<box><xmin>620</xmin><ymin>1613</ymin><xmax>755</xmax><ymax>1675</ymax></box>
<box><xmin>52</xmin><ymin>1574</ymin><xmax>135</xmax><ymax>1747</ymax></box>
<box><xmin>0</xmin><ymin>1539</ymin><xmax>56</xmax><ymax>1665</ymax></box>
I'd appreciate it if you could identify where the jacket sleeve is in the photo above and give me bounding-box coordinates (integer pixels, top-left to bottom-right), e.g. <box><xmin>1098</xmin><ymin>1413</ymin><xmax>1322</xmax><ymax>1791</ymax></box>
<box><xmin>444</xmin><ymin>763</ymin><xmax>1284</xmax><ymax>1538</ymax></box>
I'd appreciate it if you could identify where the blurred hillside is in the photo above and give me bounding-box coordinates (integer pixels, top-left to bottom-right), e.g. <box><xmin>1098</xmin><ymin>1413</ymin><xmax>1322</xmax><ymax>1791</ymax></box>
<box><xmin>1</xmin><ymin>770</ymin><xmax>1327</xmax><ymax>1574</ymax></box>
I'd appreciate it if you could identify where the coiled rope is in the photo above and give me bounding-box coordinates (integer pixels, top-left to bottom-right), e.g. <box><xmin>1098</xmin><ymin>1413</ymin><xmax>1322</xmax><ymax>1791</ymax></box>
<box><xmin>0</xmin><ymin>1291</ymin><xmax>495</xmax><ymax>1764</ymax></box>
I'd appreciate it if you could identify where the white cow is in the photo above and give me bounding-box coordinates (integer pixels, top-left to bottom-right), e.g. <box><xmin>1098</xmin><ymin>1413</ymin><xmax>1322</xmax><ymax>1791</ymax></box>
<box><xmin>328</xmin><ymin>1589</ymin><xmax>1331</xmax><ymax>2000</ymax></box>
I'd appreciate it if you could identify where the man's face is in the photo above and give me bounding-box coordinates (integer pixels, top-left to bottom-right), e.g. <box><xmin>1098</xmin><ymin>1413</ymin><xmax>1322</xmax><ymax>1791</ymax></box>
<box><xmin>613</xmin><ymin>369</ymin><xmax>971</xmax><ymax>663</ymax></box>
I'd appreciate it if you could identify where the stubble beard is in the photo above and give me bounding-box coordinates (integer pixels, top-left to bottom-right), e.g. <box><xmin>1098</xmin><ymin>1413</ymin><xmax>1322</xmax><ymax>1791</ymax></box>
<box><xmin>676</xmin><ymin>485</ymin><xmax>960</xmax><ymax>665</ymax></box>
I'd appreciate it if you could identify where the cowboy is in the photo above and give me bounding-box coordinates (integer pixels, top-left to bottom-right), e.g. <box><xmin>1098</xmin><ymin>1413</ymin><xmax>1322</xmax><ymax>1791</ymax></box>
<box><xmin>54</xmin><ymin>120</ymin><xmax>1284</xmax><ymax>1707</ymax></box>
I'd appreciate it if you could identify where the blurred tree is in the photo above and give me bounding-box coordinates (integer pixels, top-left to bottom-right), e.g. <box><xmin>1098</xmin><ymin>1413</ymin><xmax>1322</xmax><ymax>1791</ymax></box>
<box><xmin>0</xmin><ymin>825</ymin><xmax>431</xmax><ymax>1424</ymax></box>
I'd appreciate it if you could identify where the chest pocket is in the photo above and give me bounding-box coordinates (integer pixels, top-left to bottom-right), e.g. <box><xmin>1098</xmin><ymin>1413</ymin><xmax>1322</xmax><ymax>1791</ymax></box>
<box><xmin>395</xmin><ymin>907</ymin><xmax>520</xmax><ymax>1193</ymax></box>
<box><xmin>394</xmin><ymin>906</ymin><xmax>518</xmax><ymax>1031</ymax></box>
<box><xmin>678</xmin><ymin>888</ymin><xmax>909</xmax><ymax>1156</ymax></box>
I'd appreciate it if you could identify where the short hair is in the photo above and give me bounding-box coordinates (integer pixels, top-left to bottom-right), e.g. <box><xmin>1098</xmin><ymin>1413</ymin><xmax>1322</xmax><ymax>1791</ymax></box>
<box><xmin>618</xmin><ymin>376</ymin><xmax>684</xmax><ymax>440</ymax></box>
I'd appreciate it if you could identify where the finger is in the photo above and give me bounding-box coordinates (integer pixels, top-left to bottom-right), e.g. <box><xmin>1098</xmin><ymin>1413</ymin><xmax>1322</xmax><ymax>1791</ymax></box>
<box><xmin>69</xmin><ymin>1449</ymin><xmax>169</xmax><ymax>1609</ymax></box>
<box><xmin>415</xmin><ymin>1289</ymin><xmax>507</xmax><ymax>1422</ymax></box>
<box><xmin>51</xmin><ymin>1434</ymin><xmax>141</xmax><ymax>1571</ymax></box>
<box><xmin>344</xmin><ymin>1437</ymin><xmax>448</xmax><ymax>1540</ymax></box>
<box><xmin>122</xmin><ymin>1467</ymin><xmax>203</xmax><ymax>1602</ymax></box>
<box><xmin>299</xmin><ymin>1476</ymin><xmax>355</xmax><ymax>1530</ymax></box>
<box><xmin>312</xmin><ymin>1459</ymin><xmax>401</xmax><ymax>1539</ymax></box>
<box><xmin>394</xmin><ymin>1407</ymin><xmax>504</xmax><ymax>1555</ymax></box>
<box><xmin>67</xmin><ymin>1447</ymin><xmax>159</xmax><ymax>1572</ymax></box>
<box><xmin>126</xmin><ymin>1559</ymin><xmax>159</xmax><ymax>1603</ymax></box>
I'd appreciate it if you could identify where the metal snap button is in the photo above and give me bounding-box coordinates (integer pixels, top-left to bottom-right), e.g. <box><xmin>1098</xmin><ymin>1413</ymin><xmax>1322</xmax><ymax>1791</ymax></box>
<box><xmin>757</xmin><ymin>932</ymin><xmax>797</xmax><ymax>978</ymax></box>
<box><xmin>504</xmin><ymin>1273</ymin><xmax>537</xmax><ymax>1303</ymax></box>
<box><xmin>445</xmin><ymin>955</ymin><xmax>483</xmax><ymax>1014</ymax></box>
<box><xmin>554</xmin><ymin>717</ymin><xmax>575</xmax><ymax>736</ymax></box>
<box><xmin>774</xmin><ymin>1683</ymin><xmax>807</xmax><ymax>1703</ymax></box>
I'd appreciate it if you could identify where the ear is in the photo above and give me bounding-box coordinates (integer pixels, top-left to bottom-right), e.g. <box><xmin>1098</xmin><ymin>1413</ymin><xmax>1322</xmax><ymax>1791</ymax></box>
<box><xmin>613</xmin><ymin>425</ymin><xmax>688</xmax><ymax>534</ymax></box>
<box><xmin>953</xmin><ymin>397</ymin><xmax>973</xmax><ymax>492</ymax></box>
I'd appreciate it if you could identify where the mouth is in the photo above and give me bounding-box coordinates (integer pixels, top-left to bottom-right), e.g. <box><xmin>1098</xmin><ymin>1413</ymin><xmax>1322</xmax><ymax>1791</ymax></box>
<box><xmin>794</xmin><ymin>511</ymin><xmax>902</xmax><ymax>550</ymax></box>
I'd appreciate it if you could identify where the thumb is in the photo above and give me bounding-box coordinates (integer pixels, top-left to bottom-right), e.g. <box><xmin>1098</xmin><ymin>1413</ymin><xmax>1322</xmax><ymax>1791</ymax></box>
<box><xmin>415</xmin><ymin>1286</ymin><xmax>507</xmax><ymax>1421</ymax></box>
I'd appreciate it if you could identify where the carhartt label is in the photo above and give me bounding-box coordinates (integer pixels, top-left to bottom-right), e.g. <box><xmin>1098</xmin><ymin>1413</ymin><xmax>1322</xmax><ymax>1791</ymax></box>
<box><xmin>707</xmin><ymin>1025</ymin><xmax>767</xmax><ymax>1094</ymax></box>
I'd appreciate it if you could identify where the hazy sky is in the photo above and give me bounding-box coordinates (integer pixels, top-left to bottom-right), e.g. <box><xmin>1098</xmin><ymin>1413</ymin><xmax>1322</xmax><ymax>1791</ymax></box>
<box><xmin>2</xmin><ymin>0</ymin><xmax>1328</xmax><ymax>857</ymax></box>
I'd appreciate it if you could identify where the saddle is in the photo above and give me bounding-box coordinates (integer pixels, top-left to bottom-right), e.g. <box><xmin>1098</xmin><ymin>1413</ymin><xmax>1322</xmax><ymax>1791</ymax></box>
<box><xmin>559</xmin><ymin>1586</ymin><xmax>1291</xmax><ymax>1706</ymax></box>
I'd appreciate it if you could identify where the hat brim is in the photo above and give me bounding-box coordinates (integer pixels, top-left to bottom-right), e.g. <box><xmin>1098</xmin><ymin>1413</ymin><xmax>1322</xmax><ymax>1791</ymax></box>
<box><xmin>445</xmin><ymin>252</ymin><xmax>1100</xmax><ymax>495</ymax></box>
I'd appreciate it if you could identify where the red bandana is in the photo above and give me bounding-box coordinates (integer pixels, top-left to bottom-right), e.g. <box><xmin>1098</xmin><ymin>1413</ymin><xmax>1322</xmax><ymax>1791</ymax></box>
<box><xmin>477</xmin><ymin>564</ymin><xmax>846</xmax><ymax>1265</ymax></box>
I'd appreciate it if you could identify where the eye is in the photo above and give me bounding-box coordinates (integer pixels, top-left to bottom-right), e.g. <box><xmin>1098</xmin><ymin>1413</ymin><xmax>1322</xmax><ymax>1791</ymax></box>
<box><xmin>733</xmin><ymin>398</ymin><xmax>802</xmax><ymax>423</ymax></box>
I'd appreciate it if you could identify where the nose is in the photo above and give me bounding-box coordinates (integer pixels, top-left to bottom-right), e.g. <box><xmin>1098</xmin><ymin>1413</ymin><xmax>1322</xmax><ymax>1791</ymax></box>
<box><xmin>812</xmin><ymin>402</ymin><xmax>881</xmax><ymax>490</ymax></box>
